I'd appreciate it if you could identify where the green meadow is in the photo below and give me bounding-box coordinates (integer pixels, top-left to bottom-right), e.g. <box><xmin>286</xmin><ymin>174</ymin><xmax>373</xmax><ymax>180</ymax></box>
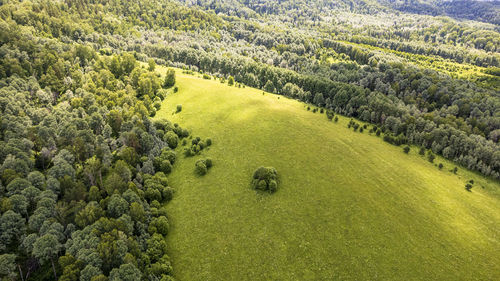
<box><xmin>155</xmin><ymin>69</ymin><xmax>500</xmax><ymax>281</ymax></box>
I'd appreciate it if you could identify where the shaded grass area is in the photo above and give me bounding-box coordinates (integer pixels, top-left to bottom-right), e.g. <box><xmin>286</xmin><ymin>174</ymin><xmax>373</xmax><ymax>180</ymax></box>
<box><xmin>155</xmin><ymin>69</ymin><xmax>500</xmax><ymax>281</ymax></box>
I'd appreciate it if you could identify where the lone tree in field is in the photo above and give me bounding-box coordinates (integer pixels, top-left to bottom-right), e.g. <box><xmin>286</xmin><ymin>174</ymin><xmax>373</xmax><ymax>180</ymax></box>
<box><xmin>251</xmin><ymin>166</ymin><xmax>279</xmax><ymax>193</ymax></box>
<box><xmin>403</xmin><ymin>146</ymin><xmax>410</xmax><ymax>154</ymax></box>
<box><xmin>163</xmin><ymin>68</ymin><xmax>175</xmax><ymax>88</ymax></box>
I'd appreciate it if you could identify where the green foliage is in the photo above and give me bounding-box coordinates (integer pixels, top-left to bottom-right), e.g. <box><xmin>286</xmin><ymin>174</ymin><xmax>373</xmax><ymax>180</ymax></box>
<box><xmin>0</xmin><ymin>27</ymin><xmax>180</xmax><ymax>280</ymax></box>
<box><xmin>163</xmin><ymin>69</ymin><xmax>176</xmax><ymax>88</ymax></box>
<box><xmin>164</xmin><ymin>131</ymin><xmax>179</xmax><ymax>149</ymax></box>
<box><xmin>1</xmin><ymin>0</ymin><xmax>499</xmax><ymax>279</ymax></box>
<box><xmin>149</xmin><ymin>216</ymin><xmax>170</xmax><ymax>236</ymax></box>
<box><xmin>107</xmin><ymin>194</ymin><xmax>129</xmax><ymax>218</ymax></box>
<box><xmin>32</xmin><ymin>233</ymin><xmax>62</xmax><ymax>265</ymax></box>
<box><xmin>251</xmin><ymin>167</ymin><xmax>279</xmax><ymax>193</ymax></box>
<box><xmin>109</xmin><ymin>263</ymin><xmax>142</xmax><ymax>281</ymax></box>
<box><xmin>184</xmin><ymin>137</ymin><xmax>211</xmax><ymax>157</ymax></box>
<box><xmin>195</xmin><ymin>158</ymin><xmax>213</xmax><ymax>176</ymax></box>
<box><xmin>195</xmin><ymin>160</ymin><xmax>207</xmax><ymax>175</ymax></box>
<box><xmin>427</xmin><ymin>152</ymin><xmax>435</xmax><ymax>163</ymax></box>
<box><xmin>148</xmin><ymin>59</ymin><xmax>156</xmax><ymax>71</ymax></box>
<box><xmin>0</xmin><ymin>254</ymin><xmax>17</xmax><ymax>280</ymax></box>
<box><xmin>326</xmin><ymin>110</ymin><xmax>334</xmax><ymax>121</ymax></box>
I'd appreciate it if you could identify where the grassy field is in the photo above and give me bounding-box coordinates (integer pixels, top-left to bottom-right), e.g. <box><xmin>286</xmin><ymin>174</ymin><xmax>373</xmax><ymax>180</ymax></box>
<box><xmin>155</xmin><ymin>69</ymin><xmax>500</xmax><ymax>280</ymax></box>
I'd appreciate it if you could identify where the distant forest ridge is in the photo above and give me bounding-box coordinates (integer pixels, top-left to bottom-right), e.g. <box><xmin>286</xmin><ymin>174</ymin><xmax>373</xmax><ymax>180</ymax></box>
<box><xmin>385</xmin><ymin>0</ymin><xmax>500</xmax><ymax>25</ymax></box>
<box><xmin>182</xmin><ymin>0</ymin><xmax>500</xmax><ymax>25</ymax></box>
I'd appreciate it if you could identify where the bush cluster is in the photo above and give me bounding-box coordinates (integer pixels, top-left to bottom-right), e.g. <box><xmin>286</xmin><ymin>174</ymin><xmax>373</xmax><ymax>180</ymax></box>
<box><xmin>251</xmin><ymin>167</ymin><xmax>279</xmax><ymax>193</ymax></box>
<box><xmin>195</xmin><ymin>158</ymin><xmax>213</xmax><ymax>175</ymax></box>
<box><xmin>465</xmin><ymin>179</ymin><xmax>474</xmax><ymax>192</ymax></box>
<box><xmin>326</xmin><ymin>110</ymin><xmax>335</xmax><ymax>121</ymax></box>
<box><xmin>184</xmin><ymin>137</ymin><xmax>212</xmax><ymax>157</ymax></box>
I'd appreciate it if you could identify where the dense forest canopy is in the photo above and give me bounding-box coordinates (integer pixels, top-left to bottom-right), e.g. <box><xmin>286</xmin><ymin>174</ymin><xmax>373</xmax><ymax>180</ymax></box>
<box><xmin>0</xmin><ymin>0</ymin><xmax>499</xmax><ymax>280</ymax></box>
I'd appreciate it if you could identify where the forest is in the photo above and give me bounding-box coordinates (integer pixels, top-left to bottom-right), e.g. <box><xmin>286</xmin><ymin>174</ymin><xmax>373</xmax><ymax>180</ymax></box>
<box><xmin>0</xmin><ymin>0</ymin><xmax>499</xmax><ymax>280</ymax></box>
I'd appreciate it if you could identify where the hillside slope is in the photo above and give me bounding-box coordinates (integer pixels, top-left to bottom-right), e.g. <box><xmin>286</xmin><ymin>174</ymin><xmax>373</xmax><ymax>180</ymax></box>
<box><xmin>156</xmin><ymin>70</ymin><xmax>500</xmax><ymax>280</ymax></box>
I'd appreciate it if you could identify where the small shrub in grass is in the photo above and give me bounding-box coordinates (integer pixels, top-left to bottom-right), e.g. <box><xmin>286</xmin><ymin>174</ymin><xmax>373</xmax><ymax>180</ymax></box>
<box><xmin>307</xmin><ymin>106</ymin><xmax>310</xmax><ymax>111</ymax></box>
<box><xmin>438</xmin><ymin>163</ymin><xmax>443</xmax><ymax>170</ymax></box>
<box><xmin>195</xmin><ymin>158</ymin><xmax>213</xmax><ymax>176</ymax></box>
<box><xmin>320</xmin><ymin>108</ymin><xmax>324</xmax><ymax>114</ymax></box>
<box><xmin>334</xmin><ymin>116</ymin><xmax>338</xmax><ymax>122</ymax></box>
<box><xmin>173</xmin><ymin>86</ymin><xmax>178</xmax><ymax>93</ymax></box>
<box><xmin>184</xmin><ymin>146</ymin><xmax>196</xmax><ymax>157</ymax></box>
<box><xmin>363</xmin><ymin>124</ymin><xmax>367</xmax><ymax>129</ymax></box>
<box><xmin>312</xmin><ymin>108</ymin><xmax>318</xmax><ymax>113</ymax></box>
<box><xmin>465</xmin><ymin>183</ymin><xmax>473</xmax><ymax>192</ymax></box>
<box><xmin>359</xmin><ymin>127</ymin><xmax>364</xmax><ymax>133</ymax></box>
<box><xmin>419</xmin><ymin>147</ymin><xmax>425</xmax><ymax>155</ymax></box>
<box><xmin>202</xmin><ymin>74</ymin><xmax>211</xmax><ymax>79</ymax></box>
<box><xmin>427</xmin><ymin>151</ymin><xmax>435</xmax><ymax>163</ymax></box>
<box><xmin>326</xmin><ymin>110</ymin><xmax>334</xmax><ymax>120</ymax></box>
<box><xmin>195</xmin><ymin>160</ymin><xmax>207</xmax><ymax>175</ymax></box>
<box><xmin>452</xmin><ymin>167</ymin><xmax>458</xmax><ymax>174</ymax></box>
<box><xmin>206</xmin><ymin>138</ymin><xmax>212</xmax><ymax>146</ymax></box>
<box><xmin>176</xmin><ymin>104</ymin><xmax>182</xmax><ymax>113</ymax></box>
<box><xmin>375</xmin><ymin>129</ymin><xmax>381</xmax><ymax>136</ymax></box>
<box><xmin>403</xmin><ymin>146</ymin><xmax>410</xmax><ymax>154</ymax></box>
<box><xmin>251</xmin><ymin>166</ymin><xmax>278</xmax><ymax>193</ymax></box>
